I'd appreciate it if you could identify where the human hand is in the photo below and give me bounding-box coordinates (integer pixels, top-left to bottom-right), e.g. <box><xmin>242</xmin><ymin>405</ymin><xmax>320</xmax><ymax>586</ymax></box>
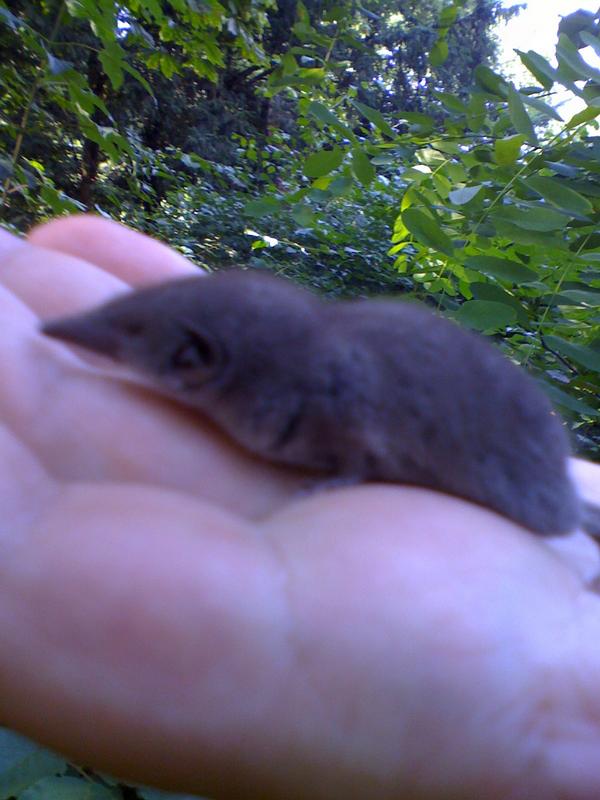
<box><xmin>1</xmin><ymin>214</ymin><xmax>600</xmax><ymax>800</ymax></box>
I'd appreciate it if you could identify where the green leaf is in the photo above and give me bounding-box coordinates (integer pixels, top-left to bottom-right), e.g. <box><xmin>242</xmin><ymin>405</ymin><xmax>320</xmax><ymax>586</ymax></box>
<box><xmin>453</xmin><ymin>300</ymin><xmax>516</xmax><ymax>332</ymax></box>
<box><xmin>545</xmin><ymin>335</ymin><xmax>600</xmax><ymax>373</ymax></box>
<box><xmin>433</xmin><ymin>91</ymin><xmax>466</xmax><ymax>113</ymax></box>
<box><xmin>557</xmin><ymin>33</ymin><xmax>600</xmax><ymax>83</ymax></box>
<box><xmin>439</xmin><ymin>4</ymin><xmax>458</xmax><ymax>26</ymax></box>
<box><xmin>490</xmin><ymin>205</ymin><xmax>570</xmax><ymax>231</ymax></box>
<box><xmin>328</xmin><ymin>174</ymin><xmax>354</xmax><ymax>196</ymax></box>
<box><xmin>465</xmin><ymin>94</ymin><xmax>486</xmax><ymax>131</ymax></box>
<box><xmin>21</xmin><ymin>776</ymin><xmax>118</xmax><ymax>800</ymax></box>
<box><xmin>515</xmin><ymin>50</ymin><xmax>556</xmax><ymax>89</ymax></box>
<box><xmin>99</xmin><ymin>49</ymin><xmax>123</xmax><ymax>90</ymax></box>
<box><xmin>159</xmin><ymin>53</ymin><xmax>179</xmax><ymax>79</ymax></box>
<box><xmin>492</xmin><ymin>220</ymin><xmax>565</xmax><ymax>248</ymax></box>
<box><xmin>523</xmin><ymin>175</ymin><xmax>593</xmax><ymax>216</ymax></box>
<box><xmin>448</xmin><ymin>184</ymin><xmax>482</xmax><ymax>205</ymax></box>
<box><xmin>557</xmin><ymin>289</ymin><xmax>600</xmax><ymax>306</ymax></box>
<box><xmin>566</xmin><ymin>105</ymin><xmax>600</xmax><ymax>128</ymax></box>
<box><xmin>507</xmin><ymin>85</ymin><xmax>537</xmax><ymax>143</ymax></box>
<box><xmin>296</xmin><ymin>2</ymin><xmax>309</xmax><ymax>23</ymax></box>
<box><xmin>433</xmin><ymin>172</ymin><xmax>451</xmax><ymax>199</ymax></box>
<box><xmin>474</xmin><ymin>65</ymin><xmax>508</xmax><ymax>97</ymax></box>
<box><xmin>291</xmin><ymin>203</ymin><xmax>315</xmax><ymax>226</ymax></box>
<box><xmin>494</xmin><ymin>134</ymin><xmax>526</xmax><ymax>165</ymax></box>
<box><xmin>520</xmin><ymin>94</ymin><xmax>562</xmax><ymax>121</ymax></box>
<box><xmin>298</xmin><ymin>68</ymin><xmax>327</xmax><ymax>85</ymax></box>
<box><xmin>580</xmin><ymin>30</ymin><xmax>600</xmax><ymax>58</ymax></box>
<box><xmin>245</xmin><ymin>196</ymin><xmax>280</xmax><ymax>217</ymax></box>
<box><xmin>281</xmin><ymin>51</ymin><xmax>297</xmax><ymax>74</ymax></box>
<box><xmin>398</xmin><ymin>111</ymin><xmax>435</xmax><ymax>132</ymax></box>
<box><xmin>303</xmin><ymin>147</ymin><xmax>344</xmax><ymax>178</ymax></box>
<box><xmin>39</xmin><ymin>186</ymin><xmax>86</xmax><ymax>213</ymax></box>
<box><xmin>371</xmin><ymin>155</ymin><xmax>396</xmax><ymax>165</ymax></box>
<box><xmin>121</xmin><ymin>62</ymin><xmax>153</xmax><ymax>95</ymax></box>
<box><xmin>464</xmin><ymin>256</ymin><xmax>538</xmax><ymax>283</ymax></box>
<box><xmin>430</xmin><ymin>39</ymin><xmax>449</xmax><ymax>67</ymax></box>
<box><xmin>311</xmin><ymin>176</ymin><xmax>332</xmax><ymax>190</ymax></box>
<box><xmin>402</xmin><ymin>209</ymin><xmax>454</xmax><ymax>256</ymax></box>
<box><xmin>69</xmin><ymin>83</ymin><xmax>111</xmax><ymax>117</ymax></box>
<box><xmin>470</xmin><ymin>282</ymin><xmax>529</xmax><ymax>323</ymax></box>
<box><xmin>292</xmin><ymin>21</ymin><xmax>331</xmax><ymax>47</ymax></box>
<box><xmin>542</xmin><ymin>383</ymin><xmax>600</xmax><ymax>418</ymax></box>
<box><xmin>78</xmin><ymin>119</ymin><xmax>128</xmax><ymax>161</ymax></box>
<box><xmin>351</xmin><ymin>101</ymin><xmax>396</xmax><ymax>138</ymax></box>
<box><xmin>351</xmin><ymin>149</ymin><xmax>375</xmax><ymax>185</ymax></box>
<box><xmin>0</xmin><ymin>729</ymin><xmax>67</xmax><ymax>798</ymax></box>
<box><xmin>306</xmin><ymin>102</ymin><xmax>353</xmax><ymax>137</ymax></box>
<box><xmin>388</xmin><ymin>242</ymin><xmax>411</xmax><ymax>255</ymax></box>
<box><xmin>544</xmin><ymin>161</ymin><xmax>579</xmax><ymax>179</ymax></box>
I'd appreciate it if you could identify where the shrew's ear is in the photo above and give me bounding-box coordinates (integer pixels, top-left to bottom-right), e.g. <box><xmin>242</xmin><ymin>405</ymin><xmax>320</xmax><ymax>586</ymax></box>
<box><xmin>170</xmin><ymin>322</ymin><xmax>222</xmax><ymax>373</ymax></box>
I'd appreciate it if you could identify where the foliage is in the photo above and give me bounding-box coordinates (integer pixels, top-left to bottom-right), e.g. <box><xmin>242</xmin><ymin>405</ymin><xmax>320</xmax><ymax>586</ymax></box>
<box><xmin>0</xmin><ymin>0</ymin><xmax>274</xmax><ymax>223</ymax></box>
<box><xmin>0</xmin><ymin>0</ymin><xmax>509</xmax><ymax>224</ymax></box>
<box><xmin>241</xmin><ymin>6</ymin><xmax>600</xmax><ymax>454</ymax></box>
<box><xmin>0</xmin><ymin>727</ymin><xmax>207</xmax><ymax>800</ymax></box>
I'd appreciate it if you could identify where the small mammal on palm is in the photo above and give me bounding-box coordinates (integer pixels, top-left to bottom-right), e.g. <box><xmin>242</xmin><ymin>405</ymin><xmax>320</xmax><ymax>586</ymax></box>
<box><xmin>41</xmin><ymin>268</ymin><xmax>599</xmax><ymax>537</ymax></box>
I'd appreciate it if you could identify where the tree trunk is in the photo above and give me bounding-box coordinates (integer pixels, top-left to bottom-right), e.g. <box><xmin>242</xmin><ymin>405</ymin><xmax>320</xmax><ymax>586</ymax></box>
<box><xmin>77</xmin><ymin>51</ymin><xmax>105</xmax><ymax>207</ymax></box>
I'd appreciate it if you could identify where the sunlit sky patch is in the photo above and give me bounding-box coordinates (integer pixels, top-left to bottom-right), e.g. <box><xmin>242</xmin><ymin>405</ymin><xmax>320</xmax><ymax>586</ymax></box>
<box><xmin>498</xmin><ymin>1</ymin><xmax>600</xmax><ymax>117</ymax></box>
<box><xmin>499</xmin><ymin>0</ymin><xmax>600</xmax><ymax>65</ymax></box>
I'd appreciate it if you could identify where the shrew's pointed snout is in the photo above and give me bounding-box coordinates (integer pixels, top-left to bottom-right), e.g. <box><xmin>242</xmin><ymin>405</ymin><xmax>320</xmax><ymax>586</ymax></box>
<box><xmin>41</xmin><ymin>312</ymin><xmax>121</xmax><ymax>359</ymax></box>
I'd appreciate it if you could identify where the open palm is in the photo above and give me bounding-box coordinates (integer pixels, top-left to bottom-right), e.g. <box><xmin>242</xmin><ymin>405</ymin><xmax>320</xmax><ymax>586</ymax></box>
<box><xmin>1</xmin><ymin>215</ymin><xmax>600</xmax><ymax>800</ymax></box>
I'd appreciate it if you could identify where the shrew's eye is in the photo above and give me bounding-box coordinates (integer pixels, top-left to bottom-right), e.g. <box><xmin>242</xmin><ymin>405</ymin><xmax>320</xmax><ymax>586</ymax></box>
<box><xmin>122</xmin><ymin>321</ymin><xmax>145</xmax><ymax>336</ymax></box>
<box><xmin>171</xmin><ymin>332</ymin><xmax>216</xmax><ymax>371</ymax></box>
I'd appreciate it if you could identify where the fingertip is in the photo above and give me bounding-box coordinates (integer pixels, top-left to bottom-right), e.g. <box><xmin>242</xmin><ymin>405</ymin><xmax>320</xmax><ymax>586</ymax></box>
<box><xmin>28</xmin><ymin>214</ymin><xmax>197</xmax><ymax>285</ymax></box>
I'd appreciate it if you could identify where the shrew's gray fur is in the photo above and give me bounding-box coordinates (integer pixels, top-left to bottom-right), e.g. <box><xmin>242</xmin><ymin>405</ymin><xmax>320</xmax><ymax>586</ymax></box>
<box><xmin>42</xmin><ymin>268</ymin><xmax>588</xmax><ymax>536</ymax></box>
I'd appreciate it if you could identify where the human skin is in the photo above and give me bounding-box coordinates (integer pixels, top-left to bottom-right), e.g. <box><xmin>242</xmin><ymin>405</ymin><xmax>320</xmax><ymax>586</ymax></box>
<box><xmin>1</xmin><ymin>214</ymin><xmax>600</xmax><ymax>799</ymax></box>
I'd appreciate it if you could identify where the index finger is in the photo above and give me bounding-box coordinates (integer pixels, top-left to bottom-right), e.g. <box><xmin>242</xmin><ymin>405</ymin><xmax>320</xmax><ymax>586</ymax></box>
<box><xmin>28</xmin><ymin>214</ymin><xmax>197</xmax><ymax>286</ymax></box>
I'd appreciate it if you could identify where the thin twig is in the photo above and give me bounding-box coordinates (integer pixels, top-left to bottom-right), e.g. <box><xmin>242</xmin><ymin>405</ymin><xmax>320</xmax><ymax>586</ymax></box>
<box><xmin>539</xmin><ymin>333</ymin><xmax>579</xmax><ymax>375</ymax></box>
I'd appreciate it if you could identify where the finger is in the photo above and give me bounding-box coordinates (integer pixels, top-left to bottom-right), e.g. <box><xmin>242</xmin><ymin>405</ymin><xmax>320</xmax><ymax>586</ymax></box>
<box><xmin>0</xmin><ymin>238</ymin><xmax>129</xmax><ymax>449</ymax></box>
<box><xmin>0</xmin><ymin>239</ymin><xmax>126</xmax><ymax>319</ymax></box>
<box><xmin>28</xmin><ymin>215</ymin><xmax>197</xmax><ymax>286</ymax></box>
<box><xmin>0</xmin><ymin>231</ymin><xmax>40</xmax><ymax>326</ymax></box>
